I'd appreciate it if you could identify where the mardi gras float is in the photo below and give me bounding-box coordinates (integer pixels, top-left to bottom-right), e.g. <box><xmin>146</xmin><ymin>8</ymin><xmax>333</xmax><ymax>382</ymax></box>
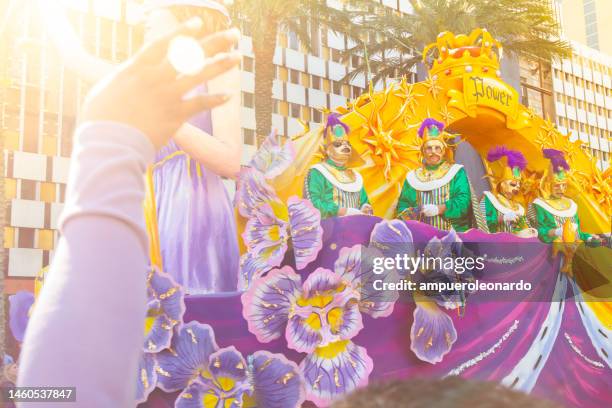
<box><xmin>13</xmin><ymin>29</ymin><xmax>612</xmax><ymax>408</ymax></box>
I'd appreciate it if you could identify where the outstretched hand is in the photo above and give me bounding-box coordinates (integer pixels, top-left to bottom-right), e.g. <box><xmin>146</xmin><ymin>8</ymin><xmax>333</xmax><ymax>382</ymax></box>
<box><xmin>80</xmin><ymin>18</ymin><xmax>241</xmax><ymax>148</ymax></box>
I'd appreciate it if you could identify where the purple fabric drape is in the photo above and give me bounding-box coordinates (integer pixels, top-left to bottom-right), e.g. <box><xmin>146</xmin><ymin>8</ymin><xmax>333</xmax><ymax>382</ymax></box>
<box><xmin>143</xmin><ymin>216</ymin><xmax>611</xmax><ymax>407</ymax></box>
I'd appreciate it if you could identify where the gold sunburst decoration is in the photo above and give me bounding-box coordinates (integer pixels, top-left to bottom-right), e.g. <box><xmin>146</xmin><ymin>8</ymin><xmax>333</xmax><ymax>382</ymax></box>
<box><xmin>535</xmin><ymin>119</ymin><xmax>558</xmax><ymax>148</ymax></box>
<box><xmin>575</xmin><ymin>163</ymin><xmax>612</xmax><ymax>214</ymax></box>
<box><xmin>438</xmin><ymin>104</ymin><xmax>455</xmax><ymax>125</ymax></box>
<box><xmin>422</xmin><ymin>75</ymin><xmax>443</xmax><ymax>99</ymax></box>
<box><xmin>357</xmin><ymin>105</ymin><xmax>416</xmax><ymax>180</ymax></box>
<box><xmin>395</xmin><ymin>77</ymin><xmax>423</xmax><ymax>114</ymax></box>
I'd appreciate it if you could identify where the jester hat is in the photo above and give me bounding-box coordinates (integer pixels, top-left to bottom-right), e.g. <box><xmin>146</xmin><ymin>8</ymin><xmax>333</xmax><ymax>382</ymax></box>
<box><xmin>541</xmin><ymin>148</ymin><xmax>571</xmax><ymax>196</ymax></box>
<box><xmin>417</xmin><ymin>118</ymin><xmax>457</xmax><ymax>163</ymax></box>
<box><xmin>321</xmin><ymin>112</ymin><xmax>364</xmax><ymax>167</ymax></box>
<box><xmin>485</xmin><ymin>146</ymin><xmax>527</xmax><ymax>191</ymax></box>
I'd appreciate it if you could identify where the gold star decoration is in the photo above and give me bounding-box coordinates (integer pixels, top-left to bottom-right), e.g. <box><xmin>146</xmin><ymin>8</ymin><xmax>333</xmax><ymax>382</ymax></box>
<box><xmin>395</xmin><ymin>77</ymin><xmax>423</xmax><ymax>113</ymax></box>
<box><xmin>438</xmin><ymin>104</ymin><xmax>455</xmax><ymax>125</ymax></box>
<box><xmin>534</xmin><ymin>120</ymin><xmax>559</xmax><ymax>150</ymax></box>
<box><xmin>360</xmin><ymin>111</ymin><xmax>415</xmax><ymax>181</ymax></box>
<box><xmin>422</xmin><ymin>75</ymin><xmax>443</xmax><ymax>99</ymax></box>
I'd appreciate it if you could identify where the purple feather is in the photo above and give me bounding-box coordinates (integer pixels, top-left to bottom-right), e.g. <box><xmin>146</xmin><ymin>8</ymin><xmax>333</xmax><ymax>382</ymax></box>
<box><xmin>487</xmin><ymin>146</ymin><xmax>527</xmax><ymax>170</ymax></box>
<box><xmin>418</xmin><ymin>118</ymin><xmax>445</xmax><ymax>138</ymax></box>
<box><xmin>543</xmin><ymin>148</ymin><xmax>570</xmax><ymax>171</ymax></box>
<box><xmin>324</xmin><ymin>112</ymin><xmax>350</xmax><ymax>137</ymax></box>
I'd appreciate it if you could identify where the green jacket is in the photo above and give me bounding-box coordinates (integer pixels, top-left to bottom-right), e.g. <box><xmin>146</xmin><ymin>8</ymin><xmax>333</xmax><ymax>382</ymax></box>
<box><xmin>397</xmin><ymin>163</ymin><xmax>471</xmax><ymax>232</ymax></box>
<box><xmin>533</xmin><ymin>199</ymin><xmax>592</xmax><ymax>244</ymax></box>
<box><xmin>483</xmin><ymin>193</ymin><xmax>529</xmax><ymax>233</ymax></box>
<box><xmin>305</xmin><ymin>160</ymin><xmax>369</xmax><ymax>219</ymax></box>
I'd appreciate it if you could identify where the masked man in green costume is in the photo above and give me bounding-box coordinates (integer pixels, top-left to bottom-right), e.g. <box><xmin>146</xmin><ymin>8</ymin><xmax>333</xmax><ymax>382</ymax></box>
<box><xmin>481</xmin><ymin>146</ymin><xmax>538</xmax><ymax>237</ymax></box>
<box><xmin>304</xmin><ymin>113</ymin><xmax>372</xmax><ymax>219</ymax></box>
<box><xmin>396</xmin><ymin>118</ymin><xmax>471</xmax><ymax>231</ymax></box>
<box><xmin>532</xmin><ymin>149</ymin><xmax>602</xmax><ymax>245</ymax></box>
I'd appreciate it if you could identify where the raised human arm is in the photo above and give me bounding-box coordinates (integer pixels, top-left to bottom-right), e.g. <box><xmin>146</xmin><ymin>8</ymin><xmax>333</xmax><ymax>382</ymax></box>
<box><xmin>17</xmin><ymin>21</ymin><xmax>240</xmax><ymax>407</ymax></box>
<box><xmin>173</xmin><ymin>66</ymin><xmax>242</xmax><ymax>178</ymax></box>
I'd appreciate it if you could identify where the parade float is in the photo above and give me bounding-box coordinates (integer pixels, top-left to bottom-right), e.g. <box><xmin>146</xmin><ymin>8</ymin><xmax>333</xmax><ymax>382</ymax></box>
<box><xmin>11</xmin><ymin>29</ymin><xmax>612</xmax><ymax>408</ymax></box>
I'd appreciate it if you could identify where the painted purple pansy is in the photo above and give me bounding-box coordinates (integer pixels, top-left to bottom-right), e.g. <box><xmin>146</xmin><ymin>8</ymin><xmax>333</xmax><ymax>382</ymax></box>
<box><xmin>238</xmin><ymin>251</ymin><xmax>273</xmax><ymax>291</ymax></box>
<box><xmin>287</xmin><ymin>196</ymin><xmax>324</xmax><ymax>270</ymax></box>
<box><xmin>144</xmin><ymin>267</ymin><xmax>186</xmax><ymax>352</ymax></box>
<box><xmin>335</xmin><ymin>220</ymin><xmax>415</xmax><ymax>318</ymax></box>
<box><xmin>240</xmin><ymin>219</ymin><xmax>409</xmax><ymax>406</ymax></box>
<box><xmin>235</xmin><ymin>167</ymin><xmax>277</xmax><ymax>218</ymax></box>
<box><xmin>147</xmin><ymin>267</ymin><xmax>186</xmax><ymax>323</ymax></box>
<box><xmin>410</xmin><ymin>300</ymin><xmax>457</xmax><ymax>364</ymax></box>
<box><xmin>241</xmin><ymin>266</ymin><xmax>302</xmax><ymax>344</ymax></box>
<box><xmin>236</xmin><ymin>158</ymin><xmax>323</xmax><ymax>289</ymax></box>
<box><xmin>156</xmin><ymin>322</ymin><xmax>219</xmax><ymax>393</ymax></box>
<box><xmin>299</xmin><ymin>340</ymin><xmax>374</xmax><ymax>407</ymax></box>
<box><xmin>249</xmin><ymin>130</ymin><xmax>296</xmax><ymax>179</ymax></box>
<box><xmin>418</xmin><ymin>229</ymin><xmax>474</xmax><ymax>310</ymax></box>
<box><xmin>136</xmin><ymin>352</ymin><xmax>158</xmax><ymax>404</ymax></box>
<box><xmin>175</xmin><ymin>346</ymin><xmax>251</xmax><ymax>408</ymax></box>
<box><xmin>243</xmin><ymin>200</ymin><xmax>291</xmax><ymax>270</ymax></box>
<box><xmin>286</xmin><ymin>268</ymin><xmax>363</xmax><ymax>353</ymax></box>
<box><xmin>242</xmin><ymin>196</ymin><xmax>323</xmax><ymax>271</ymax></box>
<box><xmin>409</xmin><ymin>230</ymin><xmax>465</xmax><ymax>363</ymax></box>
<box><xmin>160</xmin><ymin>322</ymin><xmax>305</xmax><ymax>408</ymax></box>
<box><xmin>369</xmin><ymin>219</ymin><xmax>415</xmax><ymax>257</ymax></box>
<box><xmin>242</xmin><ymin>266</ymin><xmax>362</xmax><ymax>353</ymax></box>
<box><xmin>8</xmin><ymin>291</ymin><xmax>35</xmax><ymax>343</ymax></box>
<box><xmin>335</xmin><ymin>245</ymin><xmax>399</xmax><ymax>319</ymax></box>
<box><xmin>249</xmin><ymin>350</ymin><xmax>305</xmax><ymax>408</ymax></box>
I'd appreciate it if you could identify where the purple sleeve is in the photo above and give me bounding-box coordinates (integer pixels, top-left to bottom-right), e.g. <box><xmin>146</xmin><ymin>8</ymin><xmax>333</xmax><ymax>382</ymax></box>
<box><xmin>17</xmin><ymin>122</ymin><xmax>154</xmax><ymax>407</ymax></box>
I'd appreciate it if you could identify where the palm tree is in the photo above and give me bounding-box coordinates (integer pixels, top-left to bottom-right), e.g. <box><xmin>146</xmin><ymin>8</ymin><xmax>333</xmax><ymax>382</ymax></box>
<box><xmin>229</xmin><ymin>0</ymin><xmax>371</xmax><ymax>145</ymax></box>
<box><xmin>344</xmin><ymin>0</ymin><xmax>572</xmax><ymax>84</ymax></box>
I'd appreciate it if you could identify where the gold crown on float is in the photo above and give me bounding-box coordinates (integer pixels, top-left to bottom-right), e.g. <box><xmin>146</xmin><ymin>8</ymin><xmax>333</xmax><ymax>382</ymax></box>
<box><xmin>422</xmin><ymin>28</ymin><xmax>503</xmax><ymax>79</ymax></box>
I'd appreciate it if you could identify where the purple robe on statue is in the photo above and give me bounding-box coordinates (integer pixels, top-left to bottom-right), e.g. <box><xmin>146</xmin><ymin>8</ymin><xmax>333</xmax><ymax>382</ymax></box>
<box><xmin>153</xmin><ymin>109</ymin><xmax>239</xmax><ymax>294</ymax></box>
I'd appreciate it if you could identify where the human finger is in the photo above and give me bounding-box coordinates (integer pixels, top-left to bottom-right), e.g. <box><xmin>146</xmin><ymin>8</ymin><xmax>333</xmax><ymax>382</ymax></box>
<box><xmin>200</xmin><ymin>28</ymin><xmax>241</xmax><ymax>57</ymax></box>
<box><xmin>173</xmin><ymin>51</ymin><xmax>241</xmax><ymax>94</ymax></box>
<box><xmin>179</xmin><ymin>93</ymin><xmax>234</xmax><ymax>118</ymax></box>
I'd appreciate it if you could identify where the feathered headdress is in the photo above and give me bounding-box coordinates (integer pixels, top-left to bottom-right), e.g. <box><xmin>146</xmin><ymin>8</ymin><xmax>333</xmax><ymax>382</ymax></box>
<box><xmin>541</xmin><ymin>148</ymin><xmax>572</xmax><ymax>198</ymax></box>
<box><xmin>485</xmin><ymin>146</ymin><xmax>527</xmax><ymax>191</ymax></box>
<box><xmin>320</xmin><ymin>112</ymin><xmax>362</xmax><ymax>167</ymax></box>
<box><xmin>543</xmin><ymin>149</ymin><xmax>570</xmax><ymax>173</ymax></box>
<box><xmin>324</xmin><ymin>112</ymin><xmax>350</xmax><ymax>141</ymax></box>
<box><xmin>417</xmin><ymin>118</ymin><xmax>457</xmax><ymax>163</ymax></box>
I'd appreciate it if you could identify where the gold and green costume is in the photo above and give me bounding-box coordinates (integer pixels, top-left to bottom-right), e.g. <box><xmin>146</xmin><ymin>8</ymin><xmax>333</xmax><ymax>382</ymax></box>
<box><xmin>481</xmin><ymin>191</ymin><xmax>529</xmax><ymax>233</ymax></box>
<box><xmin>304</xmin><ymin>159</ymin><xmax>370</xmax><ymax>219</ymax></box>
<box><xmin>532</xmin><ymin>197</ymin><xmax>592</xmax><ymax>244</ymax></box>
<box><xmin>397</xmin><ymin>161</ymin><xmax>471</xmax><ymax>231</ymax></box>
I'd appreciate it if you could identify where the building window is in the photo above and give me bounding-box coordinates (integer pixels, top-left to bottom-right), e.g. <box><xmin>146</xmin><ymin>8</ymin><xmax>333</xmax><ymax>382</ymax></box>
<box><xmin>331</xmin><ymin>49</ymin><xmax>343</xmax><ymax>63</ymax></box>
<box><xmin>332</xmin><ymin>81</ymin><xmax>342</xmax><ymax>95</ymax></box>
<box><xmin>288</xmin><ymin>30</ymin><xmax>299</xmax><ymax>51</ymax></box>
<box><xmin>243</xmin><ymin>56</ymin><xmax>254</xmax><ymax>73</ymax></box>
<box><xmin>312</xmin><ymin>75</ymin><xmax>321</xmax><ymax>90</ymax></box>
<box><xmin>290</xmin><ymin>103</ymin><xmax>301</xmax><ymax>118</ymax></box>
<box><xmin>243</xmin><ymin>129</ymin><xmax>255</xmax><ymax>145</ymax></box>
<box><xmin>312</xmin><ymin>109</ymin><xmax>322</xmax><ymax>123</ymax></box>
<box><xmin>290</xmin><ymin>69</ymin><xmax>300</xmax><ymax>85</ymax></box>
<box><xmin>242</xmin><ymin>92</ymin><xmax>254</xmax><ymax>108</ymax></box>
